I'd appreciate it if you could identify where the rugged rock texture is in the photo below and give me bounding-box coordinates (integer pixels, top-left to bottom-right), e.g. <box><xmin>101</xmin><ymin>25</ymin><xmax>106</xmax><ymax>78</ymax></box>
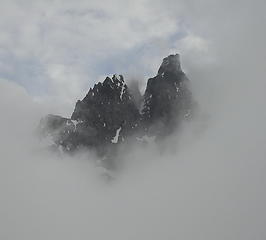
<box><xmin>141</xmin><ymin>54</ymin><xmax>194</xmax><ymax>137</ymax></box>
<box><xmin>71</xmin><ymin>75</ymin><xmax>140</xmax><ymax>147</ymax></box>
<box><xmin>40</xmin><ymin>54</ymin><xmax>195</xmax><ymax>163</ymax></box>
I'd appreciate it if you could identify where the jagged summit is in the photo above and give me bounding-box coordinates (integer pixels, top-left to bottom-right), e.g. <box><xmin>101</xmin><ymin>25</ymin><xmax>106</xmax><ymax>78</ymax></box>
<box><xmin>71</xmin><ymin>74</ymin><xmax>136</xmax><ymax>121</ymax></box>
<box><xmin>158</xmin><ymin>54</ymin><xmax>182</xmax><ymax>76</ymax></box>
<box><xmin>39</xmin><ymin>53</ymin><xmax>195</xmax><ymax>168</ymax></box>
<box><xmin>141</xmin><ymin>54</ymin><xmax>193</xmax><ymax>136</ymax></box>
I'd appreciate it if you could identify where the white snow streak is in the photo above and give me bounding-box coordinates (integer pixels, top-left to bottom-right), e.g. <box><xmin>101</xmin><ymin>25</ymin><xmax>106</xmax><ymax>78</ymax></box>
<box><xmin>111</xmin><ymin>127</ymin><xmax>121</xmax><ymax>143</ymax></box>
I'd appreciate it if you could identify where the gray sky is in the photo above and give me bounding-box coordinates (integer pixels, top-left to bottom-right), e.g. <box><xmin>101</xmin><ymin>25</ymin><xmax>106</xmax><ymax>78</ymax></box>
<box><xmin>0</xmin><ymin>0</ymin><xmax>212</xmax><ymax>115</ymax></box>
<box><xmin>0</xmin><ymin>0</ymin><xmax>266</xmax><ymax>239</ymax></box>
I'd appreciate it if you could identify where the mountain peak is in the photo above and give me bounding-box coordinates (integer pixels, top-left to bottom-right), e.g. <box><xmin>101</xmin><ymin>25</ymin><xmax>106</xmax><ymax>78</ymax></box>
<box><xmin>39</xmin><ymin>53</ymin><xmax>195</xmax><ymax>170</ymax></box>
<box><xmin>158</xmin><ymin>54</ymin><xmax>182</xmax><ymax>76</ymax></box>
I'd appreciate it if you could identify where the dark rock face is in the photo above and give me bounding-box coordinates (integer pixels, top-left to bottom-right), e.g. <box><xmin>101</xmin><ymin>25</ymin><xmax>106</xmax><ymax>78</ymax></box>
<box><xmin>39</xmin><ymin>114</ymin><xmax>95</xmax><ymax>151</ymax></box>
<box><xmin>40</xmin><ymin>54</ymin><xmax>195</xmax><ymax>162</ymax></box>
<box><xmin>71</xmin><ymin>75</ymin><xmax>140</xmax><ymax>147</ymax></box>
<box><xmin>141</xmin><ymin>54</ymin><xmax>194</xmax><ymax>137</ymax></box>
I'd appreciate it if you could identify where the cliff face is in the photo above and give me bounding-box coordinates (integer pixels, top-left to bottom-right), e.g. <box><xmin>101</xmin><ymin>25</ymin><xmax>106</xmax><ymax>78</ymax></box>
<box><xmin>141</xmin><ymin>54</ymin><xmax>193</xmax><ymax>137</ymax></box>
<box><xmin>39</xmin><ymin>54</ymin><xmax>195</xmax><ymax>159</ymax></box>
<box><xmin>70</xmin><ymin>75</ymin><xmax>140</xmax><ymax>146</ymax></box>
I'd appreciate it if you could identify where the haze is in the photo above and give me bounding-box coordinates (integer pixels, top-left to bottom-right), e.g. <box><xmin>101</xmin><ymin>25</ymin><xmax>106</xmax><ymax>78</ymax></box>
<box><xmin>0</xmin><ymin>0</ymin><xmax>266</xmax><ymax>239</ymax></box>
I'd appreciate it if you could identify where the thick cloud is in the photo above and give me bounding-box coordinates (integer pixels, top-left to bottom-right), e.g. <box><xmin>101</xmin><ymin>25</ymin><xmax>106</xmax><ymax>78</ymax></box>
<box><xmin>0</xmin><ymin>0</ymin><xmax>266</xmax><ymax>239</ymax></box>
<box><xmin>0</xmin><ymin>0</ymin><xmax>187</xmax><ymax>113</ymax></box>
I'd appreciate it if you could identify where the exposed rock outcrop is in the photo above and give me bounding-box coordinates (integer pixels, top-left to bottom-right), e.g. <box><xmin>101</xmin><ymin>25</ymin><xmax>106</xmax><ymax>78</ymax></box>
<box><xmin>39</xmin><ymin>54</ymin><xmax>195</xmax><ymax>168</ymax></box>
<box><xmin>141</xmin><ymin>54</ymin><xmax>194</xmax><ymax>137</ymax></box>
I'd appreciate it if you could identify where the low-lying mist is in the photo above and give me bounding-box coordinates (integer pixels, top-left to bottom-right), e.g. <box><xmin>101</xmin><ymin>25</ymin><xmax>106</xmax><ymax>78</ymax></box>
<box><xmin>1</xmin><ymin>49</ymin><xmax>266</xmax><ymax>239</ymax></box>
<box><xmin>1</xmin><ymin>0</ymin><xmax>266</xmax><ymax>237</ymax></box>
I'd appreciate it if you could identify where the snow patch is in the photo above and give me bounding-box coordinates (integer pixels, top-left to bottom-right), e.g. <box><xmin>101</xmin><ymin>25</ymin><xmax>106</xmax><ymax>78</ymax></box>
<box><xmin>111</xmin><ymin>127</ymin><xmax>121</xmax><ymax>143</ymax></box>
<box><xmin>184</xmin><ymin>110</ymin><xmax>191</xmax><ymax>119</ymax></box>
<box><xmin>174</xmin><ymin>82</ymin><xmax>179</xmax><ymax>93</ymax></box>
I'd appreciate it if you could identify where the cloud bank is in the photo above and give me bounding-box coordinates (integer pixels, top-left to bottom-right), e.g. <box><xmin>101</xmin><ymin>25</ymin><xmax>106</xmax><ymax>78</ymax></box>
<box><xmin>0</xmin><ymin>0</ymin><xmax>266</xmax><ymax>239</ymax></box>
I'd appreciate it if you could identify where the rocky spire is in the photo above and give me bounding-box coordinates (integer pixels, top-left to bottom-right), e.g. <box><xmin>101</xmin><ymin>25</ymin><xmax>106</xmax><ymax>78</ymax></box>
<box><xmin>158</xmin><ymin>54</ymin><xmax>182</xmax><ymax>76</ymax></box>
<box><xmin>141</xmin><ymin>54</ymin><xmax>193</xmax><ymax>137</ymax></box>
<box><xmin>69</xmin><ymin>74</ymin><xmax>140</xmax><ymax>148</ymax></box>
<box><xmin>39</xmin><ymin>53</ymin><xmax>195</xmax><ymax>163</ymax></box>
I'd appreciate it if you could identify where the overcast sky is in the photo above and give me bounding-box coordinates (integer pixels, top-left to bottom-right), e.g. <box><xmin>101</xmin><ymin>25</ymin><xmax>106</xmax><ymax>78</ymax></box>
<box><xmin>0</xmin><ymin>0</ymin><xmax>216</xmax><ymax>114</ymax></box>
<box><xmin>0</xmin><ymin>0</ymin><xmax>266</xmax><ymax>239</ymax></box>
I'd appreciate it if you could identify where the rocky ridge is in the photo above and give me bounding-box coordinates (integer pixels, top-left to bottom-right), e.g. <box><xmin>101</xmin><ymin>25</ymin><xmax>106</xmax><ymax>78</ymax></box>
<box><xmin>39</xmin><ymin>54</ymin><xmax>195</xmax><ymax>168</ymax></box>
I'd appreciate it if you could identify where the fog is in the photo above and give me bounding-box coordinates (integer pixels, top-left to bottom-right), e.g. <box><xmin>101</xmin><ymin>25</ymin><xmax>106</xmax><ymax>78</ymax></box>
<box><xmin>1</xmin><ymin>0</ymin><xmax>266</xmax><ymax>239</ymax></box>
